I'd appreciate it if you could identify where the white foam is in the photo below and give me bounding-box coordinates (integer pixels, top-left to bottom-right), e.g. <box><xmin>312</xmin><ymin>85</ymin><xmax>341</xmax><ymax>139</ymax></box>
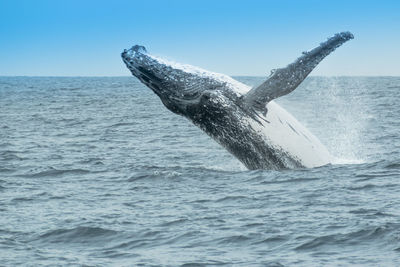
<box><xmin>331</xmin><ymin>157</ymin><xmax>366</xmax><ymax>165</ymax></box>
<box><xmin>147</xmin><ymin>54</ymin><xmax>250</xmax><ymax>95</ymax></box>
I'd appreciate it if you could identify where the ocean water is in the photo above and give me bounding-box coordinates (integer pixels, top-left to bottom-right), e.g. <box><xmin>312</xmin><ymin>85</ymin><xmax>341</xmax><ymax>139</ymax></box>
<box><xmin>1</xmin><ymin>76</ymin><xmax>400</xmax><ymax>266</ymax></box>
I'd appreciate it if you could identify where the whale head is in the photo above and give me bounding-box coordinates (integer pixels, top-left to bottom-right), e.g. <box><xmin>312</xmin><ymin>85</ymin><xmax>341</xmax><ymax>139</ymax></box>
<box><xmin>122</xmin><ymin>45</ymin><xmax>246</xmax><ymax>115</ymax></box>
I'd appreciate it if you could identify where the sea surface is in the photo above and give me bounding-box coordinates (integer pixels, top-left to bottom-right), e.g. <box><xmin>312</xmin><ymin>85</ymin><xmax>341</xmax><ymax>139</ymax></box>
<box><xmin>1</xmin><ymin>76</ymin><xmax>400</xmax><ymax>266</ymax></box>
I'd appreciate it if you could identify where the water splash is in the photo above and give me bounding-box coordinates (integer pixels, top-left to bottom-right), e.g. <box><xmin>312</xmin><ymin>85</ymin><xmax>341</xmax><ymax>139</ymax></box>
<box><xmin>320</xmin><ymin>77</ymin><xmax>369</xmax><ymax>164</ymax></box>
<box><xmin>278</xmin><ymin>77</ymin><xmax>373</xmax><ymax>166</ymax></box>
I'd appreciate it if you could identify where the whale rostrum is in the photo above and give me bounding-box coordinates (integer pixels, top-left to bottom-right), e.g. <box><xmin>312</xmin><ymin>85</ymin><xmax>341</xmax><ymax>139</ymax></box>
<box><xmin>122</xmin><ymin>32</ymin><xmax>354</xmax><ymax>170</ymax></box>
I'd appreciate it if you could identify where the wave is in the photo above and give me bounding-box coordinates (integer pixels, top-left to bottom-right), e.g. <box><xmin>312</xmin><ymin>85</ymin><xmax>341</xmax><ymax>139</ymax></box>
<box><xmin>384</xmin><ymin>160</ymin><xmax>400</xmax><ymax>169</ymax></box>
<box><xmin>0</xmin><ymin>150</ymin><xmax>27</xmax><ymax>161</ymax></box>
<box><xmin>36</xmin><ymin>226</ymin><xmax>119</xmax><ymax>244</ymax></box>
<box><xmin>215</xmin><ymin>235</ymin><xmax>252</xmax><ymax>245</ymax></box>
<box><xmin>295</xmin><ymin>223</ymin><xmax>400</xmax><ymax>251</ymax></box>
<box><xmin>126</xmin><ymin>164</ymin><xmax>244</xmax><ymax>183</ymax></box>
<box><xmin>0</xmin><ymin>168</ymin><xmax>14</xmax><ymax>173</ymax></box>
<box><xmin>215</xmin><ymin>195</ymin><xmax>251</xmax><ymax>203</ymax></box>
<box><xmin>19</xmin><ymin>168</ymin><xmax>91</xmax><ymax>178</ymax></box>
<box><xmin>134</xmin><ymin>164</ymin><xmax>244</xmax><ymax>174</ymax></box>
<box><xmin>158</xmin><ymin>218</ymin><xmax>189</xmax><ymax>227</ymax></box>
<box><xmin>109</xmin><ymin>122</ymin><xmax>135</xmax><ymax>128</ymax></box>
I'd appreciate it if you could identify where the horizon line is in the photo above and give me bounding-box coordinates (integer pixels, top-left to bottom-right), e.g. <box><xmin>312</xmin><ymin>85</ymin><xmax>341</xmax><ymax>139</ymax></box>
<box><xmin>1</xmin><ymin>75</ymin><xmax>400</xmax><ymax>78</ymax></box>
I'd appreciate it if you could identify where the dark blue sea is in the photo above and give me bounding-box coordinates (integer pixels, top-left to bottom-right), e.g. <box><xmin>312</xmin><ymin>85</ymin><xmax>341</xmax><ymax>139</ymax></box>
<box><xmin>1</xmin><ymin>76</ymin><xmax>400</xmax><ymax>266</ymax></box>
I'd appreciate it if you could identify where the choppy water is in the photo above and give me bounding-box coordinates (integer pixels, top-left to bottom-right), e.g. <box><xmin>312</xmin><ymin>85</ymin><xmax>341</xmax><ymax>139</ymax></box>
<box><xmin>1</xmin><ymin>76</ymin><xmax>400</xmax><ymax>266</ymax></box>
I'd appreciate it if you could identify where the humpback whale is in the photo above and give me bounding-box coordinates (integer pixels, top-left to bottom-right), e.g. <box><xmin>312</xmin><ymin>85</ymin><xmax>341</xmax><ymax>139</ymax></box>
<box><xmin>122</xmin><ymin>32</ymin><xmax>354</xmax><ymax>170</ymax></box>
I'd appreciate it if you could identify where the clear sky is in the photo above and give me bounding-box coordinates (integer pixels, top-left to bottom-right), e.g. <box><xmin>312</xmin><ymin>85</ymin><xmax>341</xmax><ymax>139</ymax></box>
<box><xmin>0</xmin><ymin>0</ymin><xmax>399</xmax><ymax>76</ymax></box>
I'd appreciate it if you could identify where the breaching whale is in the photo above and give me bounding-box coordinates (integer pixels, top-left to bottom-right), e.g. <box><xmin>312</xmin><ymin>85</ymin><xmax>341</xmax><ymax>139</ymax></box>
<box><xmin>122</xmin><ymin>32</ymin><xmax>354</xmax><ymax>170</ymax></box>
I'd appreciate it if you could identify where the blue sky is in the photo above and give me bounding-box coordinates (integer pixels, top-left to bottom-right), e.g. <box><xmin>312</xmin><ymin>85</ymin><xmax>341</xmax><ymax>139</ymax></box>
<box><xmin>0</xmin><ymin>0</ymin><xmax>399</xmax><ymax>76</ymax></box>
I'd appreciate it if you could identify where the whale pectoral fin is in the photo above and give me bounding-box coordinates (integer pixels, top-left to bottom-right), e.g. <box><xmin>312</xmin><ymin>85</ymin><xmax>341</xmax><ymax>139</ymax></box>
<box><xmin>242</xmin><ymin>32</ymin><xmax>354</xmax><ymax>111</ymax></box>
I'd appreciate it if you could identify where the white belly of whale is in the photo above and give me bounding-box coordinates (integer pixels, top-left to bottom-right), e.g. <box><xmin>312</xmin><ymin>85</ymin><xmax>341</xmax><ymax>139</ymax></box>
<box><xmin>250</xmin><ymin>101</ymin><xmax>333</xmax><ymax>168</ymax></box>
